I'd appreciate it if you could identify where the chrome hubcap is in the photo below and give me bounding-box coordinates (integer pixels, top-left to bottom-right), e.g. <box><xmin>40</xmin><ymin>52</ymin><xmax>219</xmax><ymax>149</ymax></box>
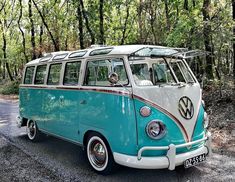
<box><xmin>28</xmin><ymin>121</ymin><xmax>36</xmax><ymax>138</ymax></box>
<box><xmin>89</xmin><ymin>140</ymin><xmax>106</xmax><ymax>168</ymax></box>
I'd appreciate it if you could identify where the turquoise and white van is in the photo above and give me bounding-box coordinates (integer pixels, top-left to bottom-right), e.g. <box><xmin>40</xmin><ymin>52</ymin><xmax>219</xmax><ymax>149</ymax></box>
<box><xmin>18</xmin><ymin>45</ymin><xmax>211</xmax><ymax>174</ymax></box>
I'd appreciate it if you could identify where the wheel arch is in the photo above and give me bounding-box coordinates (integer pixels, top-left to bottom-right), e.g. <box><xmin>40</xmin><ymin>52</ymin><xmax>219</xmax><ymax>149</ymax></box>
<box><xmin>21</xmin><ymin>117</ymin><xmax>28</xmax><ymax>127</ymax></box>
<box><xmin>83</xmin><ymin>130</ymin><xmax>112</xmax><ymax>152</ymax></box>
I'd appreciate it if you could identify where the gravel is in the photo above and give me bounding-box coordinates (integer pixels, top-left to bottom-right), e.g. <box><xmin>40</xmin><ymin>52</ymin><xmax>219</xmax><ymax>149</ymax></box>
<box><xmin>0</xmin><ymin>136</ymin><xmax>63</xmax><ymax>182</ymax></box>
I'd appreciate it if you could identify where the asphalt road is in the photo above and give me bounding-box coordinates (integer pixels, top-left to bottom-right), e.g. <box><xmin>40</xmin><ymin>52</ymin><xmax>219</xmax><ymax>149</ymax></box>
<box><xmin>0</xmin><ymin>99</ymin><xmax>234</xmax><ymax>182</ymax></box>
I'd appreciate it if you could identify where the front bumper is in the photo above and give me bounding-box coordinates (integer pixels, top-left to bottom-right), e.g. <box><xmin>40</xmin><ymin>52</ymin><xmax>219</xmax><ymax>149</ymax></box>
<box><xmin>113</xmin><ymin>132</ymin><xmax>212</xmax><ymax>170</ymax></box>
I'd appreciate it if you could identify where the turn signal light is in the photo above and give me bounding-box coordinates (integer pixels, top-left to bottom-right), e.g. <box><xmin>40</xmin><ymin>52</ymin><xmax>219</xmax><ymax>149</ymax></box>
<box><xmin>140</xmin><ymin>106</ymin><xmax>151</xmax><ymax>117</ymax></box>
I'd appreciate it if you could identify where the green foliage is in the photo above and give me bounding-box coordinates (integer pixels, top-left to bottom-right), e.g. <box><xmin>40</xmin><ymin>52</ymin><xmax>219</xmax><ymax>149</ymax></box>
<box><xmin>0</xmin><ymin>80</ymin><xmax>20</xmax><ymax>95</ymax></box>
<box><xmin>0</xmin><ymin>0</ymin><xmax>233</xmax><ymax>85</ymax></box>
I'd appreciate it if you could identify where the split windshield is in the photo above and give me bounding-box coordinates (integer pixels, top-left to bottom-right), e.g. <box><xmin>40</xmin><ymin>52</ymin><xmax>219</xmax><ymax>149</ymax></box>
<box><xmin>129</xmin><ymin>58</ymin><xmax>195</xmax><ymax>86</ymax></box>
<box><xmin>128</xmin><ymin>47</ymin><xmax>195</xmax><ymax>86</ymax></box>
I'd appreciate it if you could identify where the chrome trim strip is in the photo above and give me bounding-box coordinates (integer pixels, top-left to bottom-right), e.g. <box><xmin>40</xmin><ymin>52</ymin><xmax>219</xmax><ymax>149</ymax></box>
<box><xmin>16</xmin><ymin>115</ymin><xmax>23</xmax><ymax>128</ymax></box>
<box><xmin>113</xmin><ymin>146</ymin><xmax>209</xmax><ymax>170</ymax></box>
<box><xmin>137</xmin><ymin>136</ymin><xmax>208</xmax><ymax>160</ymax></box>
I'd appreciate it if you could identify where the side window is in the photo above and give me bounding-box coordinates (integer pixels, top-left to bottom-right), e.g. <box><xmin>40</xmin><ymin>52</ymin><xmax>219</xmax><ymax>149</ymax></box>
<box><xmin>63</xmin><ymin>61</ymin><xmax>81</xmax><ymax>85</ymax></box>
<box><xmin>24</xmin><ymin>66</ymin><xmax>35</xmax><ymax>84</ymax></box>
<box><xmin>130</xmin><ymin>63</ymin><xmax>150</xmax><ymax>80</ymax></box>
<box><xmin>84</xmin><ymin>58</ymin><xmax>128</xmax><ymax>86</ymax></box>
<box><xmin>170</xmin><ymin>62</ymin><xmax>185</xmax><ymax>82</ymax></box>
<box><xmin>47</xmin><ymin>63</ymin><xmax>62</xmax><ymax>85</ymax></box>
<box><xmin>35</xmin><ymin>65</ymin><xmax>47</xmax><ymax>84</ymax></box>
<box><xmin>153</xmin><ymin>61</ymin><xmax>175</xmax><ymax>84</ymax></box>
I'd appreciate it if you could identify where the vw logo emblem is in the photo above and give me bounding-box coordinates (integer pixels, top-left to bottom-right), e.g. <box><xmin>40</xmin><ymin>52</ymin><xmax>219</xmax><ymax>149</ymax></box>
<box><xmin>178</xmin><ymin>96</ymin><xmax>194</xmax><ymax>120</ymax></box>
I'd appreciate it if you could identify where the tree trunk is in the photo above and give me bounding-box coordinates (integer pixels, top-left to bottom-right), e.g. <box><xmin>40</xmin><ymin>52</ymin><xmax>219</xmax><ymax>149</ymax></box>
<box><xmin>38</xmin><ymin>6</ymin><xmax>45</xmax><ymax>57</ymax></box>
<box><xmin>14</xmin><ymin>65</ymin><xmax>18</xmax><ymax>77</ymax></box>
<box><xmin>2</xmin><ymin>31</ymin><xmax>13</xmax><ymax>81</ymax></box>
<box><xmin>76</xmin><ymin>1</ymin><xmax>84</xmax><ymax>49</ymax></box>
<box><xmin>32</xmin><ymin>0</ymin><xmax>59</xmax><ymax>51</ymax></box>
<box><xmin>149</xmin><ymin>1</ymin><xmax>157</xmax><ymax>44</ymax></box>
<box><xmin>99</xmin><ymin>0</ymin><xmax>105</xmax><ymax>45</ymax></box>
<box><xmin>39</xmin><ymin>24</ymin><xmax>43</xmax><ymax>57</ymax></box>
<box><xmin>164</xmin><ymin>0</ymin><xmax>170</xmax><ymax>31</ymax></box>
<box><xmin>138</xmin><ymin>0</ymin><xmax>144</xmax><ymax>43</ymax></box>
<box><xmin>28</xmin><ymin>0</ymin><xmax>36</xmax><ymax>60</ymax></box>
<box><xmin>184</xmin><ymin>0</ymin><xmax>189</xmax><ymax>10</ymax></box>
<box><xmin>192</xmin><ymin>0</ymin><xmax>196</xmax><ymax>7</ymax></box>
<box><xmin>0</xmin><ymin>20</ymin><xmax>5</xmax><ymax>79</ymax></box>
<box><xmin>79</xmin><ymin>0</ymin><xmax>95</xmax><ymax>45</ymax></box>
<box><xmin>233</xmin><ymin>0</ymin><xmax>235</xmax><ymax>78</ymax></box>
<box><xmin>18</xmin><ymin>0</ymin><xmax>29</xmax><ymax>63</ymax></box>
<box><xmin>121</xmin><ymin>1</ymin><xmax>130</xmax><ymax>45</ymax></box>
<box><xmin>202</xmin><ymin>0</ymin><xmax>214</xmax><ymax>79</ymax></box>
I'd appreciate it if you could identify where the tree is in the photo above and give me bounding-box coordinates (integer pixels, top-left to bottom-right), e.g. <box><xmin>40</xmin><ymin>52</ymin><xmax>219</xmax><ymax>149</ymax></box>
<box><xmin>79</xmin><ymin>0</ymin><xmax>95</xmax><ymax>45</ymax></box>
<box><xmin>31</xmin><ymin>0</ymin><xmax>59</xmax><ymax>51</ymax></box>
<box><xmin>28</xmin><ymin>0</ymin><xmax>36</xmax><ymax>59</ymax></box>
<box><xmin>202</xmin><ymin>0</ymin><xmax>214</xmax><ymax>79</ymax></box>
<box><xmin>164</xmin><ymin>0</ymin><xmax>170</xmax><ymax>31</ymax></box>
<box><xmin>18</xmin><ymin>0</ymin><xmax>29</xmax><ymax>62</ymax></box>
<box><xmin>0</xmin><ymin>0</ymin><xmax>233</xmax><ymax>82</ymax></box>
<box><xmin>74</xmin><ymin>1</ymin><xmax>84</xmax><ymax>49</ymax></box>
<box><xmin>99</xmin><ymin>0</ymin><xmax>105</xmax><ymax>45</ymax></box>
<box><xmin>233</xmin><ymin>0</ymin><xmax>235</xmax><ymax>78</ymax></box>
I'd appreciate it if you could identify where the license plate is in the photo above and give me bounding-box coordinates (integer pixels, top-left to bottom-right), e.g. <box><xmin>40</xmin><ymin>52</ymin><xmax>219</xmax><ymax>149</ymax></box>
<box><xmin>184</xmin><ymin>153</ymin><xmax>206</xmax><ymax>168</ymax></box>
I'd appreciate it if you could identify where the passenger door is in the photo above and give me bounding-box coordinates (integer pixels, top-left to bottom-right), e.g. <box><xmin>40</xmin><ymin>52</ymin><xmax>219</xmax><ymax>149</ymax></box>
<box><xmin>78</xmin><ymin>58</ymin><xmax>138</xmax><ymax>155</ymax></box>
<box><xmin>56</xmin><ymin>61</ymin><xmax>82</xmax><ymax>141</ymax></box>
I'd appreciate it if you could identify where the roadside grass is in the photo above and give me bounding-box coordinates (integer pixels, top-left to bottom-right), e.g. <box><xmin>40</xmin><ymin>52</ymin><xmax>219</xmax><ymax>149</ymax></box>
<box><xmin>0</xmin><ymin>84</ymin><xmax>3</xmax><ymax>93</ymax></box>
<box><xmin>0</xmin><ymin>80</ymin><xmax>20</xmax><ymax>95</ymax></box>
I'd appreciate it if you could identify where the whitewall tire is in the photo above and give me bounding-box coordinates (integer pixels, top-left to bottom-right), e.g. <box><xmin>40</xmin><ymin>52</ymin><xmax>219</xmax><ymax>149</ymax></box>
<box><xmin>26</xmin><ymin>120</ymin><xmax>42</xmax><ymax>142</ymax></box>
<box><xmin>86</xmin><ymin>133</ymin><xmax>116</xmax><ymax>175</ymax></box>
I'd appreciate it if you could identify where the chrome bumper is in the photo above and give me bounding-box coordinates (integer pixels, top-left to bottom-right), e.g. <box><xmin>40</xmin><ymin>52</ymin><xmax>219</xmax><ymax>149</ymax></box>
<box><xmin>113</xmin><ymin>132</ymin><xmax>212</xmax><ymax>170</ymax></box>
<box><xmin>16</xmin><ymin>116</ymin><xmax>23</xmax><ymax>128</ymax></box>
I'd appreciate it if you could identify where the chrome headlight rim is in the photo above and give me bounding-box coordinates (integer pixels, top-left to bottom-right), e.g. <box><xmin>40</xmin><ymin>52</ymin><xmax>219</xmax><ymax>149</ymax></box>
<box><xmin>145</xmin><ymin>120</ymin><xmax>167</xmax><ymax>140</ymax></box>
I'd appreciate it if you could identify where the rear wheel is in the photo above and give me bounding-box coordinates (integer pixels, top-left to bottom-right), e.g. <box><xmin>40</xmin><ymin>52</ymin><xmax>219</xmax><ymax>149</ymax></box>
<box><xmin>86</xmin><ymin>133</ymin><xmax>116</xmax><ymax>175</ymax></box>
<box><xmin>26</xmin><ymin>120</ymin><xmax>42</xmax><ymax>142</ymax></box>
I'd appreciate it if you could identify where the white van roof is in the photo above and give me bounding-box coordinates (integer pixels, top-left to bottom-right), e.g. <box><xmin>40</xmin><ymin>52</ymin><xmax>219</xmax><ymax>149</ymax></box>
<box><xmin>25</xmin><ymin>45</ymin><xmax>177</xmax><ymax>66</ymax></box>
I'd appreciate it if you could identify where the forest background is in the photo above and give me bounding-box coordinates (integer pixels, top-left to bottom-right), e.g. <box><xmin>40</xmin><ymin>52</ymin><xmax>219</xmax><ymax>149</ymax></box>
<box><xmin>0</xmin><ymin>0</ymin><xmax>234</xmax><ymax>91</ymax></box>
<box><xmin>0</xmin><ymin>0</ymin><xmax>234</xmax><ymax>155</ymax></box>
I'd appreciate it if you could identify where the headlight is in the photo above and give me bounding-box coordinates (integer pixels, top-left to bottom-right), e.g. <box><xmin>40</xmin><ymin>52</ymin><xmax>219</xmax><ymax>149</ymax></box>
<box><xmin>146</xmin><ymin>120</ymin><xmax>166</xmax><ymax>139</ymax></box>
<box><xmin>203</xmin><ymin>112</ymin><xmax>209</xmax><ymax>128</ymax></box>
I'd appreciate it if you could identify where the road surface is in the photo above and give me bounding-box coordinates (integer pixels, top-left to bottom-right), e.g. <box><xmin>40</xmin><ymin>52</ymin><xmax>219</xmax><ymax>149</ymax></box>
<box><xmin>0</xmin><ymin>99</ymin><xmax>234</xmax><ymax>181</ymax></box>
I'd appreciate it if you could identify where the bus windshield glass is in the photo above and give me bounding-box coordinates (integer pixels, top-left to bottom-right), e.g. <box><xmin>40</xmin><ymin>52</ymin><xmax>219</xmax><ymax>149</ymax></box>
<box><xmin>129</xmin><ymin>58</ymin><xmax>195</xmax><ymax>86</ymax></box>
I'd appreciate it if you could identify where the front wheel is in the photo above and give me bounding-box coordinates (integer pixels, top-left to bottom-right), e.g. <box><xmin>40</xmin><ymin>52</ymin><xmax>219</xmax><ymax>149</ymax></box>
<box><xmin>26</xmin><ymin>120</ymin><xmax>42</xmax><ymax>142</ymax></box>
<box><xmin>86</xmin><ymin>133</ymin><xmax>116</xmax><ymax>175</ymax></box>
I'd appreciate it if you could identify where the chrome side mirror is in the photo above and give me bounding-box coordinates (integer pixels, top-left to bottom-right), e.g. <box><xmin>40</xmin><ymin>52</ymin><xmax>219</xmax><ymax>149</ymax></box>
<box><xmin>108</xmin><ymin>72</ymin><xmax>119</xmax><ymax>84</ymax></box>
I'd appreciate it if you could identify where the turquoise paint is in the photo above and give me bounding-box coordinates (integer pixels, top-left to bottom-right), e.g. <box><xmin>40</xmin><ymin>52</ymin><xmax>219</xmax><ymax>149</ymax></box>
<box><xmin>78</xmin><ymin>90</ymin><xmax>138</xmax><ymax>155</ymax></box>
<box><xmin>19</xmin><ymin>88</ymin><xmax>45</xmax><ymax>129</ymax></box>
<box><xmin>20</xmin><ymin>87</ymin><xmax>205</xmax><ymax>157</ymax></box>
<box><xmin>191</xmin><ymin>105</ymin><xmax>205</xmax><ymax>141</ymax></box>
<box><xmin>20</xmin><ymin>87</ymin><xmax>138</xmax><ymax>155</ymax></box>
<box><xmin>133</xmin><ymin>99</ymin><xmax>206</xmax><ymax>156</ymax></box>
<box><xmin>134</xmin><ymin>99</ymin><xmax>185</xmax><ymax>156</ymax></box>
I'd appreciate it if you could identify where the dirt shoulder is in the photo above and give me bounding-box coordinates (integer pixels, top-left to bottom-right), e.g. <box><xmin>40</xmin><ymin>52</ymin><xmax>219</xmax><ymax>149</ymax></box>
<box><xmin>0</xmin><ymin>135</ymin><xmax>63</xmax><ymax>182</ymax></box>
<box><xmin>0</xmin><ymin>94</ymin><xmax>18</xmax><ymax>101</ymax></box>
<box><xmin>203</xmin><ymin>78</ymin><xmax>235</xmax><ymax>156</ymax></box>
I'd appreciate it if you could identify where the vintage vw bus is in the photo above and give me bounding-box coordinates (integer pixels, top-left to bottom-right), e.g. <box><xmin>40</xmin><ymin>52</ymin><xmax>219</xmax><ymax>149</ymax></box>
<box><xmin>17</xmin><ymin>45</ymin><xmax>211</xmax><ymax>174</ymax></box>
